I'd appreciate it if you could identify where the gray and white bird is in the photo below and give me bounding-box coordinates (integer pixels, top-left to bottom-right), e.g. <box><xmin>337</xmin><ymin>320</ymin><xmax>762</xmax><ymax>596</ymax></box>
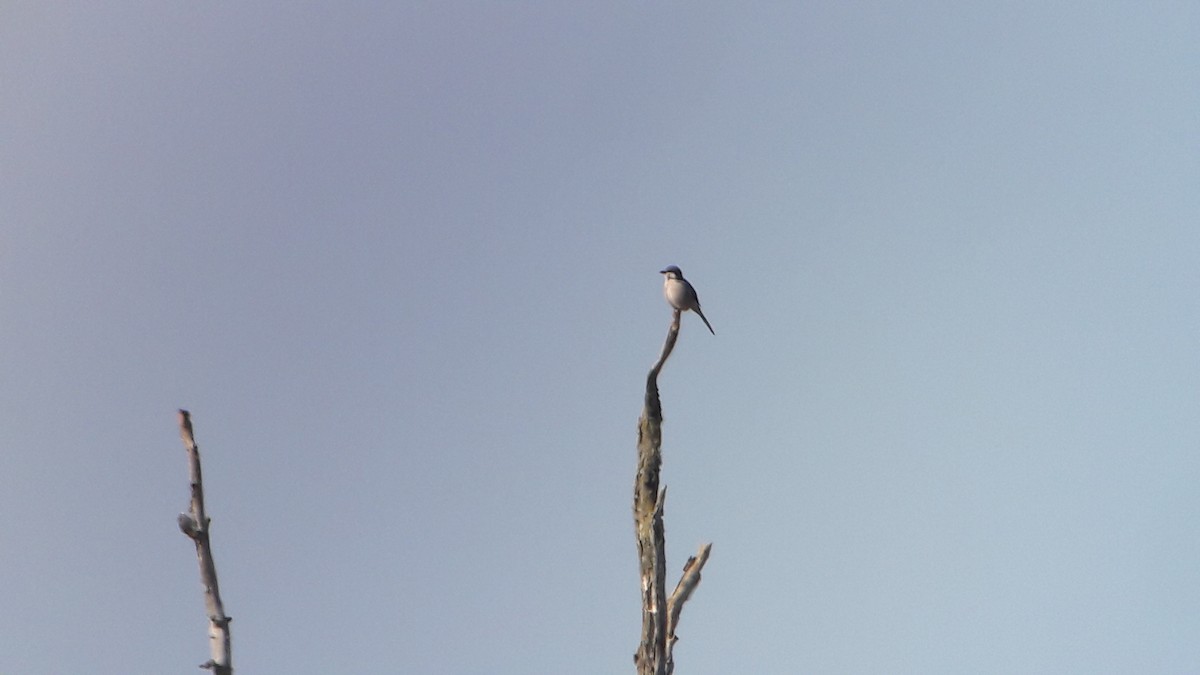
<box><xmin>660</xmin><ymin>265</ymin><xmax>715</xmax><ymax>335</ymax></box>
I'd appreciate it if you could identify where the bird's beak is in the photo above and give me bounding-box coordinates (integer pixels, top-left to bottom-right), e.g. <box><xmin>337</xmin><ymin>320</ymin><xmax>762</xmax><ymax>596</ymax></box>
<box><xmin>659</xmin><ymin>269</ymin><xmax>668</xmax><ymax>274</ymax></box>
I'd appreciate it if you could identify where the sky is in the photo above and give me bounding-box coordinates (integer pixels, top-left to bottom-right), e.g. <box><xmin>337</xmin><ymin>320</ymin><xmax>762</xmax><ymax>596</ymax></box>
<box><xmin>2</xmin><ymin>2</ymin><xmax>1198</xmax><ymax>673</ymax></box>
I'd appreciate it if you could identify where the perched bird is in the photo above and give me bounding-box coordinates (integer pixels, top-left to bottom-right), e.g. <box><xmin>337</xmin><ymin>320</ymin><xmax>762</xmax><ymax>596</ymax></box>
<box><xmin>660</xmin><ymin>265</ymin><xmax>715</xmax><ymax>335</ymax></box>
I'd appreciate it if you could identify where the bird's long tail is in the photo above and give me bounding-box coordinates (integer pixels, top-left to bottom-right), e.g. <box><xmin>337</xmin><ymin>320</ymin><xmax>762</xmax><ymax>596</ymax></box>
<box><xmin>694</xmin><ymin>308</ymin><xmax>715</xmax><ymax>335</ymax></box>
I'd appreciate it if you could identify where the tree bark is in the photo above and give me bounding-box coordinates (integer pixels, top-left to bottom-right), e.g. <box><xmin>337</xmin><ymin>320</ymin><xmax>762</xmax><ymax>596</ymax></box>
<box><xmin>177</xmin><ymin>410</ymin><xmax>233</xmax><ymax>675</ymax></box>
<box><xmin>633</xmin><ymin>310</ymin><xmax>712</xmax><ymax>675</ymax></box>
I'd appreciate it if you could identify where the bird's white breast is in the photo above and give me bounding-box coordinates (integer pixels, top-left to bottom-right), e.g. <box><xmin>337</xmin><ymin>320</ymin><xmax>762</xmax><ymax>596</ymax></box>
<box><xmin>663</xmin><ymin>278</ymin><xmax>690</xmax><ymax>310</ymax></box>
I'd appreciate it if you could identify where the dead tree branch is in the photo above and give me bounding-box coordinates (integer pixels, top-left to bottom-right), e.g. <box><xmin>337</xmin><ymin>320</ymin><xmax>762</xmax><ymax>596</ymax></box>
<box><xmin>177</xmin><ymin>410</ymin><xmax>233</xmax><ymax>675</ymax></box>
<box><xmin>666</xmin><ymin>543</ymin><xmax>712</xmax><ymax>670</ymax></box>
<box><xmin>633</xmin><ymin>310</ymin><xmax>712</xmax><ymax>675</ymax></box>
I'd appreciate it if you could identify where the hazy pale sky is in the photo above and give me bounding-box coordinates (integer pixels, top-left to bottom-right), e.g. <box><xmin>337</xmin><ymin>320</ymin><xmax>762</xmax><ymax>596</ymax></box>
<box><xmin>3</xmin><ymin>3</ymin><xmax>1198</xmax><ymax>673</ymax></box>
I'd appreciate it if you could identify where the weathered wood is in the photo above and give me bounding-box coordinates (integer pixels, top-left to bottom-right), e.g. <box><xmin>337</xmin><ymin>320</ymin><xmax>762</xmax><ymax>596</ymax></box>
<box><xmin>633</xmin><ymin>310</ymin><xmax>712</xmax><ymax>675</ymax></box>
<box><xmin>665</xmin><ymin>543</ymin><xmax>712</xmax><ymax>671</ymax></box>
<box><xmin>177</xmin><ymin>410</ymin><xmax>233</xmax><ymax>675</ymax></box>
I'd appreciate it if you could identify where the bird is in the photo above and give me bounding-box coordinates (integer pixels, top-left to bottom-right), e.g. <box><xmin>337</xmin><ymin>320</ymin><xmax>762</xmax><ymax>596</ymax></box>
<box><xmin>660</xmin><ymin>265</ymin><xmax>715</xmax><ymax>335</ymax></box>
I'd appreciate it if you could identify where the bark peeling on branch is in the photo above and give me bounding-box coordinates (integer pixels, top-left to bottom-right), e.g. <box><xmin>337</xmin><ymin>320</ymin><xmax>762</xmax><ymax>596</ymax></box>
<box><xmin>633</xmin><ymin>310</ymin><xmax>712</xmax><ymax>675</ymax></box>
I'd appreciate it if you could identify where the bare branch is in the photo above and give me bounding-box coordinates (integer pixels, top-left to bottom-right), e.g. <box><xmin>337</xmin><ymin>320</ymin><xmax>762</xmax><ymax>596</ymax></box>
<box><xmin>177</xmin><ymin>410</ymin><xmax>233</xmax><ymax>675</ymax></box>
<box><xmin>633</xmin><ymin>310</ymin><xmax>712</xmax><ymax>675</ymax></box>
<box><xmin>665</xmin><ymin>543</ymin><xmax>713</xmax><ymax>670</ymax></box>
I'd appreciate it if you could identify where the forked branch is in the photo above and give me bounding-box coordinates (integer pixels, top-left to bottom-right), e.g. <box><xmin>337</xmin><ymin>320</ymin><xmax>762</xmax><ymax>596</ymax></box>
<box><xmin>633</xmin><ymin>310</ymin><xmax>712</xmax><ymax>675</ymax></box>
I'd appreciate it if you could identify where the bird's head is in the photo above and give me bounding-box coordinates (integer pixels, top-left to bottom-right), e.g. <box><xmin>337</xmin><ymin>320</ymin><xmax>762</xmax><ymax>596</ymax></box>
<box><xmin>660</xmin><ymin>265</ymin><xmax>683</xmax><ymax>279</ymax></box>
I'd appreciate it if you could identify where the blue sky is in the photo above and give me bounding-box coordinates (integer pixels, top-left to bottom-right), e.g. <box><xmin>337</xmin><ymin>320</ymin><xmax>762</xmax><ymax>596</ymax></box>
<box><xmin>2</xmin><ymin>3</ymin><xmax>1198</xmax><ymax>673</ymax></box>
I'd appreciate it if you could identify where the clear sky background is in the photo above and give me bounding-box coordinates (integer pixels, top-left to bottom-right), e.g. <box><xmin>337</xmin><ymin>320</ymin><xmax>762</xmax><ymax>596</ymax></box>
<box><xmin>2</xmin><ymin>3</ymin><xmax>1198</xmax><ymax>674</ymax></box>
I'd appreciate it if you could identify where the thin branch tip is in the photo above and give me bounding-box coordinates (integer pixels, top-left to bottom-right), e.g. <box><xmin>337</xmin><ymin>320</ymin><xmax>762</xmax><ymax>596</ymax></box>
<box><xmin>176</xmin><ymin>411</ymin><xmax>232</xmax><ymax>674</ymax></box>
